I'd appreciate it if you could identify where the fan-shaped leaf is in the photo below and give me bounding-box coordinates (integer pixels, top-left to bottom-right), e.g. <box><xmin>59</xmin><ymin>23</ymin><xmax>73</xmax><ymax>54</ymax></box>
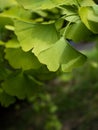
<box><xmin>65</xmin><ymin>21</ymin><xmax>93</xmax><ymax>43</ymax></box>
<box><xmin>5</xmin><ymin>47</ymin><xmax>41</xmax><ymax>70</ymax></box>
<box><xmin>14</xmin><ymin>20</ymin><xmax>59</xmax><ymax>55</ymax></box>
<box><xmin>38</xmin><ymin>37</ymin><xmax>87</xmax><ymax>72</ymax></box>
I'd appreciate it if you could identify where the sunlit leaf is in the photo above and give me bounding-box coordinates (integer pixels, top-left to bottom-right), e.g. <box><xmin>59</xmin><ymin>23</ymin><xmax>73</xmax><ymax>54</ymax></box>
<box><xmin>0</xmin><ymin>6</ymin><xmax>32</xmax><ymax>21</ymax></box>
<box><xmin>14</xmin><ymin>20</ymin><xmax>59</xmax><ymax>55</ymax></box>
<box><xmin>16</xmin><ymin>0</ymin><xmax>69</xmax><ymax>10</ymax></box>
<box><xmin>79</xmin><ymin>0</ymin><xmax>96</xmax><ymax>6</ymax></box>
<box><xmin>38</xmin><ymin>37</ymin><xmax>87</xmax><ymax>72</ymax></box>
<box><xmin>5</xmin><ymin>38</ymin><xmax>20</xmax><ymax>48</ymax></box>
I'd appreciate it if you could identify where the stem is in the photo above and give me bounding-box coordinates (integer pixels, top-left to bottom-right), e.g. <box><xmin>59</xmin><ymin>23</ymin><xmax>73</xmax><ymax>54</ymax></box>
<box><xmin>63</xmin><ymin>21</ymin><xmax>71</xmax><ymax>37</ymax></box>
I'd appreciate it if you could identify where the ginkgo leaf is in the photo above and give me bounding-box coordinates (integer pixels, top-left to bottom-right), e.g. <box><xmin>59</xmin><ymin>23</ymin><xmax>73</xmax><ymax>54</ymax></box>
<box><xmin>5</xmin><ymin>38</ymin><xmax>20</xmax><ymax>48</ymax></box>
<box><xmin>0</xmin><ymin>6</ymin><xmax>32</xmax><ymax>21</ymax></box>
<box><xmin>14</xmin><ymin>20</ymin><xmax>59</xmax><ymax>55</ymax></box>
<box><xmin>65</xmin><ymin>21</ymin><xmax>93</xmax><ymax>43</ymax></box>
<box><xmin>16</xmin><ymin>0</ymin><xmax>69</xmax><ymax>10</ymax></box>
<box><xmin>2</xmin><ymin>72</ymin><xmax>40</xmax><ymax>99</ymax></box>
<box><xmin>79</xmin><ymin>6</ymin><xmax>98</xmax><ymax>34</ymax></box>
<box><xmin>38</xmin><ymin>37</ymin><xmax>87</xmax><ymax>72</ymax></box>
<box><xmin>5</xmin><ymin>47</ymin><xmax>41</xmax><ymax>70</ymax></box>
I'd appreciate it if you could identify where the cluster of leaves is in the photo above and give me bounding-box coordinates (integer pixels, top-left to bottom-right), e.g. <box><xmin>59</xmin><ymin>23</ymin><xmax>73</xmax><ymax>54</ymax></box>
<box><xmin>0</xmin><ymin>48</ymin><xmax>98</xmax><ymax>130</ymax></box>
<box><xmin>0</xmin><ymin>0</ymin><xmax>98</xmax><ymax>107</ymax></box>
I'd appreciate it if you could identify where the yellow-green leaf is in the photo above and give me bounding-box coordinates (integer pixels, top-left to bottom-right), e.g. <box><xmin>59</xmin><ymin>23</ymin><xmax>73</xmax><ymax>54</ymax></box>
<box><xmin>38</xmin><ymin>37</ymin><xmax>87</xmax><ymax>72</ymax></box>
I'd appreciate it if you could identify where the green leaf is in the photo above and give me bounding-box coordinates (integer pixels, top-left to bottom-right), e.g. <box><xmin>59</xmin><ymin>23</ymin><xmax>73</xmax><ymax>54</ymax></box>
<box><xmin>0</xmin><ymin>17</ymin><xmax>13</xmax><ymax>27</ymax></box>
<box><xmin>14</xmin><ymin>20</ymin><xmax>59</xmax><ymax>55</ymax></box>
<box><xmin>0</xmin><ymin>47</ymin><xmax>12</xmax><ymax>81</ymax></box>
<box><xmin>0</xmin><ymin>0</ymin><xmax>18</xmax><ymax>10</ymax></box>
<box><xmin>2</xmin><ymin>72</ymin><xmax>41</xmax><ymax>99</ymax></box>
<box><xmin>79</xmin><ymin>6</ymin><xmax>98</xmax><ymax>34</ymax></box>
<box><xmin>16</xmin><ymin>0</ymin><xmax>69</xmax><ymax>10</ymax></box>
<box><xmin>0</xmin><ymin>6</ymin><xmax>32</xmax><ymax>21</ymax></box>
<box><xmin>5</xmin><ymin>38</ymin><xmax>20</xmax><ymax>48</ymax></box>
<box><xmin>79</xmin><ymin>0</ymin><xmax>96</xmax><ymax>6</ymax></box>
<box><xmin>25</xmin><ymin>66</ymin><xmax>58</xmax><ymax>81</ymax></box>
<box><xmin>38</xmin><ymin>37</ymin><xmax>87</xmax><ymax>72</ymax></box>
<box><xmin>65</xmin><ymin>21</ymin><xmax>93</xmax><ymax>43</ymax></box>
<box><xmin>55</xmin><ymin>0</ymin><xmax>95</xmax><ymax>7</ymax></box>
<box><xmin>5</xmin><ymin>47</ymin><xmax>41</xmax><ymax>70</ymax></box>
<box><xmin>63</xmin><ymin>14</ymin><xmax>79</xmax><ymax>23</ymax></box>
<box><xmin>70</xmin><ymin>0</ymin><xmax>95</xmax><ymax>6</ymax></box>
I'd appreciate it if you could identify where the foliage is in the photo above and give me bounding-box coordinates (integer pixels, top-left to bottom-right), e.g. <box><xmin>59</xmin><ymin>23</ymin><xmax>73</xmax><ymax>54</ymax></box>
<box><xmin>0</xmin><ymin>1</ymin><xmax>98</xmax><ymax>129</ymax></box>
<box><xmin>0</xmin><ymin>0</ymin><xmax>98</xmax><ymax>129</ymax></box>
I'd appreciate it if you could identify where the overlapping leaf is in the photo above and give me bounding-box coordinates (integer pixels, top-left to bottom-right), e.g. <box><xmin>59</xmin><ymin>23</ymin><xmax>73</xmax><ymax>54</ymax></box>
<box><xmin>14</xmin><ymin>19</ymin><xmax>87</xmax><ymax>72</ymax></box>
<box><xmin>0</xmin><ymin>6</ymin><xmax>32</xmax><ymax>21</ymax></box>
<box><xmin>16</xmin><ymin>0</ymin><xmax>69</xmax><ymax>10</ymax></box>
<box><xmin>61</xmin><ymin>0</ymin><xmax>95</xmax><ymax>23</ymax></box>
<box><xmin>5</xmin><ymin>47</ymin><xmax>41</xmax><ymax>70</ymax></box>
<box><xmin>0</xmin><ymin>0</ymin><xmax>94</xmax><ymax>107</ymax></box>
<box><xmin>79</xmin><ymin>0</ymin><xmax>96</xmax><ymax>6</ymax></box>
<box><xmin>62</xmin><ymin>0</ymin><xmax>95</xmax><ymax>6</ymax></box>
<box><xmin>65</xmin><ymin>21</ymin><xmax>93</xmax><ymax>43</ymax></box>
<box><xmin>4</xmin><ymin>38</ymin><xmax>20</xmax><ymax>48</ymax></box>
<box><xmin>79</xmin><ymin>5</ymin><xmax>98</xmax><ymax>34</ymax></box>
<box><xmin>14</xmin><ymin>20</ymin><xmax>59</xmax><ymax>54</ymax></box>
<box><xmin>38</xmin><ymin>37</ymin><xmax>87</xmax><ymax>72</ymax></box>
